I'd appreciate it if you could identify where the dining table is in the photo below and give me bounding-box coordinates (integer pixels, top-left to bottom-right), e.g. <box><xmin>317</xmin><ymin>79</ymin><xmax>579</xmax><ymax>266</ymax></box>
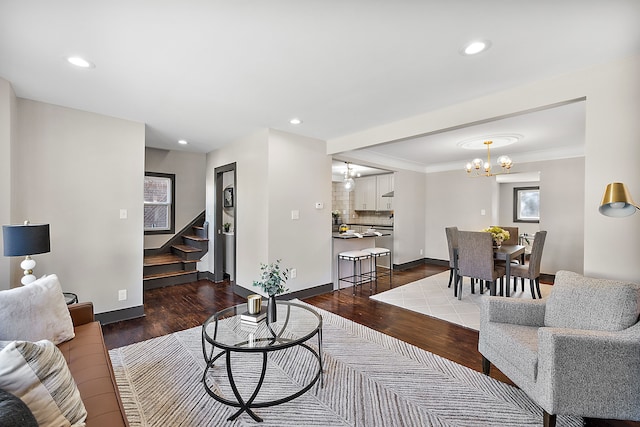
<box><xmin>494</xmin><ymin>244</ymin><xmax>526</xmax><ymax>297</ymax></box>
<box><xmin>452</xmin><ymin>244</ymin><xmax>526</xmax><ymax>297</ymax></box>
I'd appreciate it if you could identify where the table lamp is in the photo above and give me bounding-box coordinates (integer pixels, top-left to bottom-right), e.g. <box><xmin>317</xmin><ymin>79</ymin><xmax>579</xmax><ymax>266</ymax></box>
<box><xmin>2</xmin><ymin>221</ymin><xmax>50</xmax><ymax>285</ymax></box>
<box><xmin>599</xmin><ymin>182</ymin><xmax>639</xmax><ymax>217</ymax></box>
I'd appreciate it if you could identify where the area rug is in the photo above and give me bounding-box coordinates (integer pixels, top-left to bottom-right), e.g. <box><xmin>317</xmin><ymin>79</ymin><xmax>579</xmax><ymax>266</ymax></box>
<box><xmin>108</xmin><ymin>301</ymin><xmax>579</xmax><ymax>427</ymax></box>
<box><xmin>370</xmin><ymin>271</ymin><xmax>552</xmax><ymax>330</ymax></box>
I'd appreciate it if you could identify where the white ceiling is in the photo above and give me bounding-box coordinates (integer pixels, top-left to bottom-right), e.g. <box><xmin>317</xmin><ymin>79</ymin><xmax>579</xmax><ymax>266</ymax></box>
<box><xmin>1</xmin><ymin>1</ymin><xmax>639</xmax><ymax>162</ymax></box>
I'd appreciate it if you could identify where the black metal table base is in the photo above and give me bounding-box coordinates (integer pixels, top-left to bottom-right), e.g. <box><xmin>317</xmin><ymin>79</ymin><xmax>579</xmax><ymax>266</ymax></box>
<box><xmin>202</xmin><ymin>324</ymin><xmax>323</xmax><ymax>422</ymax></box>
<box><xmin>202</xmin><ymin>304</ymin><xmax>324</xmax><ymax>422</ymax></box>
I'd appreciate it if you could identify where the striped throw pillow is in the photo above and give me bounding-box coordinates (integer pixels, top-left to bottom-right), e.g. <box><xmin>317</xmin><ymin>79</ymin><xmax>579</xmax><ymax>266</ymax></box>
<box><xmin>0</xmin><ymin>340</ymin><xmax>87</xmax><ymax>427</ymax></box>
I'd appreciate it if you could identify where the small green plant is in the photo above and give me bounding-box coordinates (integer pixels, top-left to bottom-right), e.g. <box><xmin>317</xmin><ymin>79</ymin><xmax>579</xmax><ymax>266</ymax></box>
<box><xmin>223</xmin><ymin>222</ymin><xmax>231</xmax><ymax>232</ymax></box>
<box><xmin>252</xmin><ymin>259</ymin><xmax>289</xmax><ymax>296</ymax></box>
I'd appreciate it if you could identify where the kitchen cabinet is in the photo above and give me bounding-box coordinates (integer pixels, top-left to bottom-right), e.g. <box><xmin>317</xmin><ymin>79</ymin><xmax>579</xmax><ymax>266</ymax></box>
<box><xmin>376</xmin><ymin>174</ymin><xmax>394</xmax><ymax>210</ymax></box>
<box><xmin>353</xmin><ymin>176</ymin><xmax>376</xmax><ymax>211</ymax></box>
<box><xmin>354</xmin><ymin>174</ymin><xmax>394</xmax><ymax>211</ymax></box>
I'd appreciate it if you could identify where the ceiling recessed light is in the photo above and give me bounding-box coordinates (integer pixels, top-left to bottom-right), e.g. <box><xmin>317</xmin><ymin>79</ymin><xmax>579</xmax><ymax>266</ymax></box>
<box><xmin>461</xmin><ymin>40</ymin><xmax>491</xmax><ymax>55</ymax></box>
<box><xmin>66</xmin><ymin>56</ymin><xmax>95</xmax><ymax>68</ymax></box>
<box><xmin>289</xmin><ymin>118</ymin><xmax>302</xmax><ymax>125</ymax></box>
<box><xmin>178</xmin><ymin>139</ymin><xmax>188</xmax><ymax>145</ymax></box>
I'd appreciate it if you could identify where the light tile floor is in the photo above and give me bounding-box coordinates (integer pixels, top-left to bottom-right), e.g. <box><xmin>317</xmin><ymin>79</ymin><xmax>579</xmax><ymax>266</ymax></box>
<box><xmin>370</xmin><ymin>271</ymin><xmax>552</xmax><ymax>330</ymax></box>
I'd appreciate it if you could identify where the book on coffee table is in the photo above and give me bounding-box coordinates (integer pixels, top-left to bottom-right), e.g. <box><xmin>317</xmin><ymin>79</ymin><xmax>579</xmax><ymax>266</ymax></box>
<box><xmin>240</xmin><ymin>308</ymin><xmax>266</xmax><ymax>323</ymax></box>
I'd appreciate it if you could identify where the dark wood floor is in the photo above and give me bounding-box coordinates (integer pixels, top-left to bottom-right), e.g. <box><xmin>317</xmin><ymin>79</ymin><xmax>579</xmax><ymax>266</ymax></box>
<box><xmin>102</xmin><ymin>264</ymin><xmax>636</xmax><ymax>427</ymax></box>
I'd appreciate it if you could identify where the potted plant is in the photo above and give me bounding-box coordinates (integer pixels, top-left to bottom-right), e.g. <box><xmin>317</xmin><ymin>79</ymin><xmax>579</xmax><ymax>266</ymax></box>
<box><xmin>252</xmin><ymin>259</ymin><xmax>289</xmax><ymax>322</ymax></box>
<box><xmin>223</xmin><ymin>222</ymin><xmax>231</xmax><ymax>232</ymax></box>
<box><xmin>481</xmin><ymin>226</ymin><xmax>510</xmax><ymax>248</ymax></box>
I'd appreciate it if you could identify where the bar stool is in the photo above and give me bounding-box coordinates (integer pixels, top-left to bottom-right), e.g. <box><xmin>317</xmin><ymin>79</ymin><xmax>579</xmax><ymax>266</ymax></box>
<box><xmin>337</xmin><ymin>250</ymin><xmax>372</xmax><ymax>295</ymax></box>
<box><xmin>363</xmin><ymin>247</ymin><xmax>392</xmax><ymax>290</ymax></box>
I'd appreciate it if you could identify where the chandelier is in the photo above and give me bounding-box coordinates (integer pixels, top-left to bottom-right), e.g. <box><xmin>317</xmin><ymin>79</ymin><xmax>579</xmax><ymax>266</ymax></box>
<box><xmin>343</xmin><ymin>162</ymin><xmax>358</xmax><ymax>192</ymax></box>
<box><xmin>465</xmin><ymin>140</ymin><xmax>513</xmax><ymax>177</ymax></box>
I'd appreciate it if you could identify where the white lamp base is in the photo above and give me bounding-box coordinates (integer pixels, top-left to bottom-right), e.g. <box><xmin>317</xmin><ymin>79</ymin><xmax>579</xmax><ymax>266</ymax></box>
<box><xmin>20</xmin><ymin>256</ymin><xmax>37</xmax><ymax>285</ymax></box>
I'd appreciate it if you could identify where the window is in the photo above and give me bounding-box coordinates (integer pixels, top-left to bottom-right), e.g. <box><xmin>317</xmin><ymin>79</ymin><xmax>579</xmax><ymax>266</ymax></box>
<box><xmin>144</xmin><ymin>172</ymin><xmax>175</xmax><ymax>234</ymax></box>
<box><xmin>513</xmin><ymin>186</ymin><xmax>540</xmax><ymax>223</ymax></box>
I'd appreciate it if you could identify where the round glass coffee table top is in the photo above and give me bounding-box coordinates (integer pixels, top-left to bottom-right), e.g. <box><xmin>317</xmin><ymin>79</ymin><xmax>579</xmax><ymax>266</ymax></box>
<box><xmin>202</xmin><ymin>300</ymin><xmax>322</xmax><ymax>351</ymax></box>
<box><xmin>201</xmin><ymin>301</ymin><xmax>324</xmax><ymax>422</ymax></box>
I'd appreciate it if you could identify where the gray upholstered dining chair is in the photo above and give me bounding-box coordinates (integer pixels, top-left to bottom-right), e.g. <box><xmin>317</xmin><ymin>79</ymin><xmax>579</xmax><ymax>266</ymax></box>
<box><xmin>444</xmin><ymin>227</ymin><xmax>458</xmax><ymax>289</ymax></box>
<box><xmin>479</xmin><ymin>270</ymin><xmax>640</xmax><ymax>427</ymax></box>
<box><xmin>456</xmin><ymin>231</ymin><xmax>505</xmax><ymax>300</ymax></box>
<box><xmin>510</xmin><ymin>230</ymin><xmax>547</xmax><ymax>298</ymax></box>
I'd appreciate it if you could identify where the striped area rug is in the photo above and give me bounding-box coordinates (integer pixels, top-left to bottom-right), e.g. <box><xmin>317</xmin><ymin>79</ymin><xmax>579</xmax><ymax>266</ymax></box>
<box><xmin>109</xmin><ymin>301</ymin><xmax>581</xmax><ymax>426</ymax></box>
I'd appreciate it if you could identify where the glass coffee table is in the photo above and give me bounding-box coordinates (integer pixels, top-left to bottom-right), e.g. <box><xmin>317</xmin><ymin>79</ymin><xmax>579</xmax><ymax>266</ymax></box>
<box><xmin>201</xmin><ymin>301</ymin><xmax>323</xmax><ymax>422</ymax></box>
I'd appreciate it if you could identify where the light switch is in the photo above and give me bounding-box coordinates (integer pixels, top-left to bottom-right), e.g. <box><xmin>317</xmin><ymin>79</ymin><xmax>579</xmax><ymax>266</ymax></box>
<box><xmin>120</xmin><ymin>209</ymin><xmax>128</xmax><ymax>219</ymax></box>
<box><xmin>291</xmin><ymin>210</ymin><xmax>299</xmax><ymax>220</ymax></box>
<box><xmin>480</xmin><ymin>209</ymin><xmax>486</xmax><ymax>216</ymax></box>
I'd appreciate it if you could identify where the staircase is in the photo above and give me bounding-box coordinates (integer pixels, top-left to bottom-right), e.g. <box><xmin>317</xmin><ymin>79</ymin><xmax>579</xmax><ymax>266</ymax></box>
<box><xmin>143</xmin><ymin>214</ymin><xmax>209</xmax><ymax>290</ymax></box>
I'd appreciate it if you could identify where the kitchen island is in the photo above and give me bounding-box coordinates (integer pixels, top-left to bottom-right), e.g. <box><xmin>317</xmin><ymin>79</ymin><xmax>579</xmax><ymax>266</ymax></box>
<box><xmin>332</xmin><ymin>231</ymin><xmax>391</xmax><ymax>291</ymax></box>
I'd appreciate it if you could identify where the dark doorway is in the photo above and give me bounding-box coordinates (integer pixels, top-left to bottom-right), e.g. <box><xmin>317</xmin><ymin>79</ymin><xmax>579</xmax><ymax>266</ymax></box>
<box><xmin>214</xmin><ymin>163</ymin><xmax>236</xmax><ymax>283</ymax></box>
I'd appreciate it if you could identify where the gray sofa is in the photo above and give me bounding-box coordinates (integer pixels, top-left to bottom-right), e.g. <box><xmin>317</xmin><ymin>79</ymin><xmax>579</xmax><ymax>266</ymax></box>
<box><xmin>479</xmin><ymin>270</ymin><xmax>640</xmax><ymax>427</ymax></box>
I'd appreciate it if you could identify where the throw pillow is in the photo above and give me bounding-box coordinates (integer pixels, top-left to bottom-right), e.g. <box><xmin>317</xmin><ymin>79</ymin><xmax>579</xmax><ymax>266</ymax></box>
<box><xmin>0</xmin><ymin>340</ymin><xmax>87</xmax><ymax>427</ymax></box>
<box><xmin>0</xmin><ymin>388</ymin><xmax>38</xmax><ymax>427</ymax></box>
<box><xmin>545</xmin><ymin>270</ymin><xmax>640</xmax><ymax>331</ymax></box>
<box><xmin>0</xmin><ymin>274</ymin><xmax>74</xmax><ymax>344</ymax></box>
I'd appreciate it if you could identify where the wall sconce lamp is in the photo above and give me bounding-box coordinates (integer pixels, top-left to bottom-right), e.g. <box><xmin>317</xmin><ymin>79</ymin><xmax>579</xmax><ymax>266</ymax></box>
<box><xmin>599</xmin><ymin>182</ymin><xmax>639</xmax><ymax>217</ymax></box>
<box><xmin>2</xmin><ymin>221</ymin><xmax>51</xmax><ymax>285</ymax></box>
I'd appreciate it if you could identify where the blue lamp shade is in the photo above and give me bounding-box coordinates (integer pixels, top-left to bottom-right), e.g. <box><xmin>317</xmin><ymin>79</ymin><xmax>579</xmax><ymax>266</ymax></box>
<box><xmin>2</xmin><ymin>224</ymin><xmax>50</xmax><ymax>257</ymax></box>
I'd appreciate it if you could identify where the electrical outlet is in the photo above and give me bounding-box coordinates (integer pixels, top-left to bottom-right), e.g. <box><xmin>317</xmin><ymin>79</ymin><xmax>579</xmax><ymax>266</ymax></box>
<box><xmin>118</xmin><ymin>289</ymin><xmax>127</xmax><ymax>301</ymax></box>
<box><xmin>290</xmin><ymin>268</ymin><xmax>297</xmax><ymax>279</ymax></box>
<box><xmin>291</xmin><ymin>210</ymin><xmax>299</xmax><ymax>220</ymax></box>
<box><xmin>119</xmin><ymin>209</ymin><xmax>128</xmax><ymax>219</ymax></box>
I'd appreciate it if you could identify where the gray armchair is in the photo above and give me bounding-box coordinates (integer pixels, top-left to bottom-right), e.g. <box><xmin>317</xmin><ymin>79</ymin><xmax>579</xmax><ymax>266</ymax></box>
<box><xmin>479</xmin><ymin>270</ymin><xmax>640</xmax><ymax>427</ymax></box>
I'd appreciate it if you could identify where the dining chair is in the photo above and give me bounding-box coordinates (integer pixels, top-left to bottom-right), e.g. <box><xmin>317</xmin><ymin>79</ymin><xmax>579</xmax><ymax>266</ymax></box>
<box><xmin>444</xmin><ymin>227</ymin><xmax>459</xmax><ymax>289</ymax></box>
<box><xmin>510</xmin><ymin>230</ymin><xmax>547</xmax><ymax>298</ymax></box>
<box><xmin>456</xmin><ymin>231</ymin><xmax>506</xmax><ymax>300</ymax></box>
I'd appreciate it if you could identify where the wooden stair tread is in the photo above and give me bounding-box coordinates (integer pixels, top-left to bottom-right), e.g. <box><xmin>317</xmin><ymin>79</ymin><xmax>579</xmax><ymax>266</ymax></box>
<box><xmin>183</xmin><ymin>234</ymin><xmax>208</xmax><ymax>242</ymax></box>
<box><xmin>143</xmin><ymin>270</ymin><xmax>196</xmax><ymax>280</ymax></box>
<box><xmin>172</xmin><ymin>244</ymin><xmax>201</xmax><ymax>253</ymax></box>
<box><xmin>144</xmin><ymin>254</ymin><xmax>182</xmax><ymax>266</ymax></box>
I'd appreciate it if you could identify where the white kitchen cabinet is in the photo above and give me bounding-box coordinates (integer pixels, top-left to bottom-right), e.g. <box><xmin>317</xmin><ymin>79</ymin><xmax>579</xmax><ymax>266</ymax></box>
<box><xmin>376</xmin><ymin>174</ymin><xmax>394</xmax><ymax>211</ymax></box>
<box><xmin>353</xmin><ymin>176</ymin><xmax>376</xmax><ymax>211</ymax></box>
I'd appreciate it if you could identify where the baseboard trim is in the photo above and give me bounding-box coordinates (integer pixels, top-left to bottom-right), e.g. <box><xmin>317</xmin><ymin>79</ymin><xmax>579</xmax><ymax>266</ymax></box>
<box><xmin>393</xmin><ymin>258</ymin><xmax>426</xmax><ymax>271</ymax></box>
<box><xmin>423</xmin><ymin>258</ymin><xmax>449</xmax><ymax>267</ymax></box>
<box><xmin>96</xmin><ymin>305</ymin><xmax>145</xmax><ymax>325</ymax></box>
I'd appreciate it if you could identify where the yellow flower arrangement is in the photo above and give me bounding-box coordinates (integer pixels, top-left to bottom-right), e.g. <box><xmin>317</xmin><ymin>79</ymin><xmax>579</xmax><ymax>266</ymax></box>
<box><xmin>481</xmin><ymin>226</ymin><xmax>510</xmax><ymax>245</ymax></box>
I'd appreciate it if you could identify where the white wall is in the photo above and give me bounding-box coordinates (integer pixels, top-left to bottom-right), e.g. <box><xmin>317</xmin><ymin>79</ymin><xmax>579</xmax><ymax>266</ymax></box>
<box><xmin>267</xmin><ymin>130</ymin><xmax>332</xmax><ymax>293</ymax></box>
<box><xmin>425</xmin><ymin>168</ymin><xmax>494</xmax><ymax>259</ymax></box>
<box><xmin>13</xmin><ymin>99</ymin><xmax>145</xmax><ymax>313</ymax></box>
<box><xmin>582</xmin><ymin>56</ymin><xmax>640</xmax><ymax>280</ymax></box>
<box><xmin>206</xmin><ymin>129</ymin><xmax>270</xmax><ymax>289</ymax></box>
<box><xmin>330</xmin><ymin>55</ymin><xmax>640</xmax><ymax>282</ymax></box>
<box><xmin>144</xmin><ymin>147</ymin><xmax>206</xmax><ymax>249</ymax></box>
<box><xmin>393</xmin><ymin>169</ymin><xmax>426</xmax><ymax>265</ymax></box>
<box><xmin>206</xmin><ymin>129</ymin><xmax>332</xmax><ymax>294</ymax></box>
<box><xmin>0</xmin><ymin>78</ymin><xmax>15</xmax><ymax>289</ymax></box>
